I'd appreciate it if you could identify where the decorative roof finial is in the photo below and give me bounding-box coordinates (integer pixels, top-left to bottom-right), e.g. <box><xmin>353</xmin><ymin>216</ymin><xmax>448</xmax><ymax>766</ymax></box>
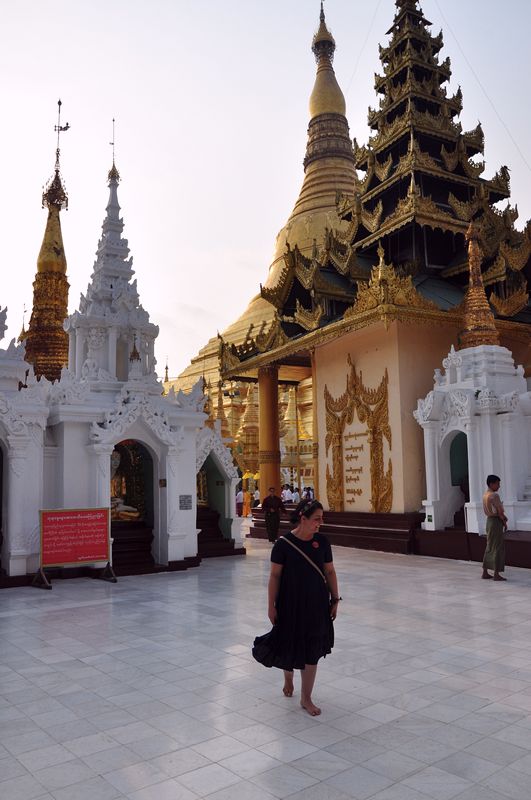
<box><xmin>43</xmin><ymin>99</ymin><xmax>69</xmax><ymax>210</ymax></box>
<box><xmin>459</xmin><ymin>222</ymin><xmax>500</xmax><ymax>349</ymax></box>
<box><xmin>129</xmin><ymin>334</ymin><xmax>141</xmax><ymax>362</ymax></box>
<box><xmin>312</xmin><ymin>0</ymin><xmax>335</xmax><ymax>62</ymax></box>
<box><xmin>108</xmin><ymin>117</ymin><xmax>120</xmax><ymax>183</ymax></box>
<box><xmin>164</xmin><ymin>357</ymin><xmax>169</xmax><ymax>383</ymax></box>
<box><xmin>18</xmin><ymin>304</ymin><xmax>27</xmax><ymax>343</ymax></box>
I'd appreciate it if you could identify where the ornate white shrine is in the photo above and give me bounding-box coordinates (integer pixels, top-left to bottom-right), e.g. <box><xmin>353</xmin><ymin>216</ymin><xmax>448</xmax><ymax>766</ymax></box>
<box><xmin>415</xmin><ymin>343</ymin><xmax>531</xmax><ymax>534</ymax></box>
<box><xmin>0</xmin><ymin>166</ymin><xmax>240</xmax><ymax>578</ymax></box>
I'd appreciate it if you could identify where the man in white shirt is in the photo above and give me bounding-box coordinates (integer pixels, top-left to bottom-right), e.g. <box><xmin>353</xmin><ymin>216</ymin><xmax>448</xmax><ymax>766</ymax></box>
<box><xmin>292</xmin><ymin>487</ymin><xmax>300</xmax><ymax>504</ymax></box>
<box><xmin>236</xmin><ymin>489</ymin><xmax>244</xmax><ymax>517</ymax></box>
<box><xmin>281</xmin><ymin>484</ymin><xmax>293</xmax><ymax>502</ymax></box>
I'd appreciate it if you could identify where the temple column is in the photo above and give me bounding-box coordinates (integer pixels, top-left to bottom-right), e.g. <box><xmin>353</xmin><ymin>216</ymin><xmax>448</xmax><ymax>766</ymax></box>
<box><xmin>311</xmin><ymin>350</ymin><xmax>319</xmax><ymax>499</ymax></box>
<box><xmin>5</xmin><ymin>436</ymin><xmax>32</xmax><ymax>575</ymax></box>
<box><xmin>258</xmin><ymin>366</ymin><xmax>281</xmax><ymax>494</ymax></box>
<box><xmin>464</xmin><ymin>419</ymin><xmax>484</xmax><ymax>533</ymax></box>
<box><xmin>68</xmin><ymin>331</ymin><xmax>75</xmax><ymax>372</ymax></box>
<box><xmin>75</xmin><ymin>329</ymin><xmax>86</xmax><ymax>379</ymax></box>
<box><xmin>108</xmin><ymin>327</ymin><xmax>117</xmax><ymax>378</ymax></box>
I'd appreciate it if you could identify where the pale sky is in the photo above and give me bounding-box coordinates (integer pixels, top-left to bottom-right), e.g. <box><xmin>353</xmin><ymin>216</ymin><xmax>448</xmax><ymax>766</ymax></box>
<box><xmin>1</xmin><ymin>0</ymin><xmax>530</xmax><ymax>378</ymax></box>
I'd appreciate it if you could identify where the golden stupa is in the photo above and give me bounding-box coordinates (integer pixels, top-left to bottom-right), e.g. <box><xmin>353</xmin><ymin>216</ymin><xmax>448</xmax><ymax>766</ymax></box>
<box><xmin>174</xmin><ymin>3</ymin><xmax>356</xmax><ymax>394</ymax></box>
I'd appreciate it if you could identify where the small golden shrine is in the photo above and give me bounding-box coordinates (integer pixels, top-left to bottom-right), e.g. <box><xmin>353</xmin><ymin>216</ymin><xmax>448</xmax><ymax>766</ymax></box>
<box><xmin>24</xmin><ymin>102</ymin><xmax>70</xmax><ymax>382</ymax></box>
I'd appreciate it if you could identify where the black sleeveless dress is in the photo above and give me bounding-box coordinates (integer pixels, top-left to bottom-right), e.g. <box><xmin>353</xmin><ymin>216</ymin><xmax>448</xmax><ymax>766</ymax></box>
<box><xmin>254</xmin><ymin>531</ymin><xmax>334</xmax><ymax>670</ymax></box>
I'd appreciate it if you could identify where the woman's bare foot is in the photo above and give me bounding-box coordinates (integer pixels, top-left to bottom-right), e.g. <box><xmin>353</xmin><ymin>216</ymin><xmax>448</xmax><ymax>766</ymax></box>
<box><xmin>283</xmin><ymin>675</ymin><xmax>294</xmax><ymax>697</ymax></box>
<box><xmin>301</xmin><ymin>697</ymin><xmax>321</xmax><ymax>716</ymax></box>
<box><xmin>493</xmin><ymin>574</ymin><xmax>507</xmax><ymax>581</ymax></box>
<box><xmin>482</xmin><ymin>571</ymin><xmax>492</xmax><ymax>579</ymax></box>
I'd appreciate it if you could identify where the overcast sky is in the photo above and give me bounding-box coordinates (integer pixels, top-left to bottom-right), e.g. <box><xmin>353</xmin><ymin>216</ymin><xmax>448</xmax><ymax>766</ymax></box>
<box><xmin>1</xmin><ymin>0</ymin><xmax>530</xmax><ymax>378</ymax></box>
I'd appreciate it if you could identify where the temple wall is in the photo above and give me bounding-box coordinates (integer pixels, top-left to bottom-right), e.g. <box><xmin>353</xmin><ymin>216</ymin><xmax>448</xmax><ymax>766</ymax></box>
<box><xmin>315</xmin><ymin>319</ymin><xmax>460</xmax><ymax>514</ymax></box>
<box><xmin>396</xmin><ymin>321</ymin><xmax>460</xmax><ymax>512</ymax></box>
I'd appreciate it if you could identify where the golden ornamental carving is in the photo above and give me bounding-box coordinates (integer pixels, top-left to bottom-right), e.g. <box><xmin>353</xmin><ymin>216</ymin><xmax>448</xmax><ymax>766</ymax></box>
<box><xmin>218</xmin><ymin>334</ymin><xmax>241</xmax><ymax>376</ymax></box>
<box><xmin>482</xmin><ymin>253</ymin><xmax>507</xmax><ymax>287</ymax></box>
<box><xmin>360</xmin><ymin>200</ymin><xmax>383</xmax><ymax>233</ymax></box>
<box><xmin>448</xmin><ymin>193</ymin><xmax>476</xmax><ymax>222</ymax></box>
<box><xmin>345</xmin><ymin>244</ymin><xmax>439</xmax><ymax>320</ymax></box>
<box><xmin>490</xmin><ymin>285</ymin><xmax>529</xmax><ymax>318</ymax></box>
<box><xmin>324</xmin><ymin>355</ymin><xmax>392</xmax><ymax>513</ymax></box>
<box><xmin>500</xmin><ymin>238</ymin><xmax>531</xmax><ymax>273</ymax></box>
<box><xmin>374</xmin><ymin>153</ymin><xmax>393</xmax><ymax>182</ymax></box>
<box><xmin>283</xmin><ymin>299</ymin><xmax>324</xmax><ymax>332</ymax></box>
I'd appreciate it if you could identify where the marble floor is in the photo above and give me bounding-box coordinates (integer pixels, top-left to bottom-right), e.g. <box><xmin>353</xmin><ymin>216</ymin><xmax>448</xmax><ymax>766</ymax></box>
<box><xmin>2</xmin><ymin>541</ymin><xmax>531</xmax><ymax>800</ymax></box>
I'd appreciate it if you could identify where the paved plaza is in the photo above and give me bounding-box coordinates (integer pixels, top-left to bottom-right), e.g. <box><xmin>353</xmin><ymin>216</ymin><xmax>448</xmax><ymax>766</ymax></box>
<box><xmin>2</xmin><ymin>541</ymin><xmax>531</xmax><ymax>800</ymax></box>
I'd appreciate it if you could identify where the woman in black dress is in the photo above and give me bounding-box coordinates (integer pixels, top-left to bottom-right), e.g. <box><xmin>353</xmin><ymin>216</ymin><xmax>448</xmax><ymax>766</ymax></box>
<box><xmin>267</xmin><ymin>499</ymin><xmax>340</xmax><ymax>716</ymax></box>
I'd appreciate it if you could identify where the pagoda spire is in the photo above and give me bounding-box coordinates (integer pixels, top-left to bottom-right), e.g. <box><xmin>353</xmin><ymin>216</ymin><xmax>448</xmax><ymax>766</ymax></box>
<box><xmin>308</xmin><ymin>1</ymin><xmax>346</xmax><ymax>119</ymax></box>
<box><xmin>24</xmin><ymin>100</ymin><xmax>70</xmax><ymax>382</ymax></box>
<box><xmin>459</xmin><ymin>223</ymin><xmax>500</xmax><ymax>349</ymax></box>
<box><xmin>297</xmin><ymin>2</ymin><xmax>354</xmax><ymax>200</ymax></box>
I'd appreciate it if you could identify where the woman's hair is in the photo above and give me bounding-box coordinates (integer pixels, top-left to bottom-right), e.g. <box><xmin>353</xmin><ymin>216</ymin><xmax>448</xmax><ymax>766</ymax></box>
<box><xmin>290</xmin><ymin>498</ymin><xmax>324</xmax><ymax>525</ymax></box>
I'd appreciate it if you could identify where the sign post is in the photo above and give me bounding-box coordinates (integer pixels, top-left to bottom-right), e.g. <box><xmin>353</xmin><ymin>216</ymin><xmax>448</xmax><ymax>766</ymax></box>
<box><xmin>33</xmin><ymin>508</ymin><xmax>116</xmax><ymax>589</ymax></box>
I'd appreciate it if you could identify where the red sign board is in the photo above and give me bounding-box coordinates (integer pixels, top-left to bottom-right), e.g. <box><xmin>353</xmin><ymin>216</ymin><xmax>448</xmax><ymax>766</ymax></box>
<box><xmin>40</xmin><ymin>508</ymin><xmax>110</xmax><ymax>568</ymax></box>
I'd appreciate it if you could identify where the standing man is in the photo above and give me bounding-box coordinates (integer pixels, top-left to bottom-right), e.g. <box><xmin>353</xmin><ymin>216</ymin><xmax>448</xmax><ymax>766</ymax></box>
<box><xmin>482</xmin><ymin>474</ymin><xmax>508</xmax><ymax>582</ymax></box>
<box><xmin>236</xmin><ymin>487</ymin><xmax>244</xmax><ymax>518</ymax></box>
<box><xmin>262</xmin><ymin>487</ymin><xmax>286</xmax><ymax>543</ymax></box>
<box><xmin>281</xmin><ymin>484</ymin><xmax>293</xmax><ymax>503</ymax></box>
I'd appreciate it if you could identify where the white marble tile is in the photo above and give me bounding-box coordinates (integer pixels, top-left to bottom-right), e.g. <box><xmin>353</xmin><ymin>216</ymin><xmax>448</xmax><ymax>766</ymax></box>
<box><xmin>249</xmin><ymin>764</ymin><xmax>319</xmax><ymax>798</ymax></box>
<box><xmin>401</xmin><ymin>766</ymin><xmax>473</xmax><ymax>800</ymax></box>
<box><xmin>103</xmin><ymin>761</ymin><xmax>168</xmax><ymax>794</ymax></box>
<box><xmin>258</xmin><ymin>735</ymin><xmax>317</xmax><ymax>763</ymax></box>
<box><xmin>324</xmin><ymin>764</ymin><xmax>393</xmax><ymax>799</ymax></box>
<box><xmin>219</xmin><ymin>749</ymin><xmax>282</xmax><ymax>778</ymax></box>
<box><xmin>126</xmin><ymin>778</ymin><xmax>198</xmax><ymax>800</ymax></box>
<box><xmin>0</xmin><ymin>774</ymin><xmax>46</xmax><ymax>800</ymax></box>
<box><xmin>178</xmin><ymin>763</ymin><xmax>241</xmax><ymax>796</ymax></box>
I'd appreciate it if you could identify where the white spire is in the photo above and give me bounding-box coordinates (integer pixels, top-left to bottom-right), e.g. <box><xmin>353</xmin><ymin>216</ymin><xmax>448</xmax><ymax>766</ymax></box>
<box><xmin>65</xmin><ymin>164</ymin><xmax>159</xmax><ymax>386</ymax></box>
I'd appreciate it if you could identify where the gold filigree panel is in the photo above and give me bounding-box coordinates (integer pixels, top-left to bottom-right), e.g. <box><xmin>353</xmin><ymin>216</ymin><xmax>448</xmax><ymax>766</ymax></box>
<box><xmin>324</xmin><ymin>355</ymin><xmax>393</xmax><ymax>514</ymax></box>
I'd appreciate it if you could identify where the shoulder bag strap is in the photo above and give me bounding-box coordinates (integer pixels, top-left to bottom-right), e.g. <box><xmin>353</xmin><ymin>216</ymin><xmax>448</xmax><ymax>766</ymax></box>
<box><xmin>279</xmin><ymin>536</ymin><xmax>327</xmax><ymax>585</ymax></box>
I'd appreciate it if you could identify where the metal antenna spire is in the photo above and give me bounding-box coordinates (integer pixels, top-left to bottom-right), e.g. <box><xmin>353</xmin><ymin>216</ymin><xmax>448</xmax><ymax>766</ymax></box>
<box><xmin>54</xmin><ymin>99</ymin><xmax>70</xmax><ymax>166</ymax></box>
<box><xmin>110</xmin><ymin>117</ymin><xmax>116</xmax><ymax>164</ymax></box>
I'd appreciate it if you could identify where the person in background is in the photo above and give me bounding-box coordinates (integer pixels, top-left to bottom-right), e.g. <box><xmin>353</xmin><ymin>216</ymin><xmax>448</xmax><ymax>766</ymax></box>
<box><xmin>292</xmin><ymin>486</ymin><xmax>300</xmax><ymax>504</ymax></box>
<box><xmin>262</xmin><ymin>487</ymin><xmax>286</xmax><ymax>543</ymax></box>
<box><xmin>243</xmin><ymin>489</ymin><xmax>251</xmax><ymax>517</ymax></box>
<box><xmin>236</xmin><ymin>487</ymin><xmax>244</xmax><ymax>517</ymax></box>
<box><xmin>281</xmin><ymin>484</ymin><xmax>293</xmax><ymax>503</ymax></box>
<box><xmin>482</xmin><ymin>474</ymin><xmax>508</xmax><ymax>581</ymax></box>
<box><xmin>253</xmin><ymin>487</ymin><xmax>260</xmax><ymax>508</ymax></box>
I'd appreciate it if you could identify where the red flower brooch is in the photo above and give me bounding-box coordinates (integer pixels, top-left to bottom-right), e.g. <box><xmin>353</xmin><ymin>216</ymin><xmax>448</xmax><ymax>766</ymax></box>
<box><xmin>312</xmin><ymin>541</ymin><xmax>319</xmax><ymax>548</ymax></box>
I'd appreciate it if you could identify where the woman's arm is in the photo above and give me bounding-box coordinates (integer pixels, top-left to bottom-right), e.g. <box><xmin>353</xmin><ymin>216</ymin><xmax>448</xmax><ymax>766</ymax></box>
<box><xmin>324</xmin><ymin>562</ymin><xmax>340</xmax><ymax>620</ymax></box>
<box><xmin>268</xmin><ymin>563</ymin><xmax>283</xmax><ymax>625</ymax></box>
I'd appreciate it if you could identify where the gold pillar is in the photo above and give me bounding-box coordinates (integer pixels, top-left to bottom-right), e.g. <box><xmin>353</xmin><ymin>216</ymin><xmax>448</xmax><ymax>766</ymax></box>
<box><xmin>311</xmin><ymin>350</ymin><xmax>320</xmax><ymax>499</ymax></box>
<box><xmin>258</xmin><ymin>366</ymin><xmax>281</xmax><ymax>495</ymax></box>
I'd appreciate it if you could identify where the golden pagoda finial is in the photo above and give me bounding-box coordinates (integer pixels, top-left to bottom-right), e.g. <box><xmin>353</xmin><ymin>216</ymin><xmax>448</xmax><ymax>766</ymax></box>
<box><xmin>164</xmin><ymin>357</ymin><xmax>169</xmax><ymax>383</ymax></box>
<box><xmin>42</xmin><ymin>99</ymin><xmax>69</xmax><ymax>210</ymax></box>
<box><xmin>459</xmin><ymin>222</ymin><xmax>500</xmax><ymax>349</ymax></box>
<box><xmin>309</xmin><ymin>1</ymin><xmax>346</xmax><ymax>119</ymax></box>
<box><xmin>108</xmin><ymin>117</ymin><xmax>120</xmax><ymax>183</ymax></box>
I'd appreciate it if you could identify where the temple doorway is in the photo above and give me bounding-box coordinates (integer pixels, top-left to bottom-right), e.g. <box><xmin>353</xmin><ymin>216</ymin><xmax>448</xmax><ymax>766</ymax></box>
<box><xmin>0</xmin><ymin>448</ymin><xmax>3</xmax><ymax>573</ymax></box>
<box><xmin>110</xmin><ymin>440</ymin><xmax>155</xmax><ymax>573</ymax></box>
<box><xmin>449</xmin><ymin>432</ymin><xmax>469</xmax><ymax>527</ymax></box>
<box><xmin>196</xmin><ymin>454</ymin><xmax>243</xmax><ymax>558</ymax></box>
